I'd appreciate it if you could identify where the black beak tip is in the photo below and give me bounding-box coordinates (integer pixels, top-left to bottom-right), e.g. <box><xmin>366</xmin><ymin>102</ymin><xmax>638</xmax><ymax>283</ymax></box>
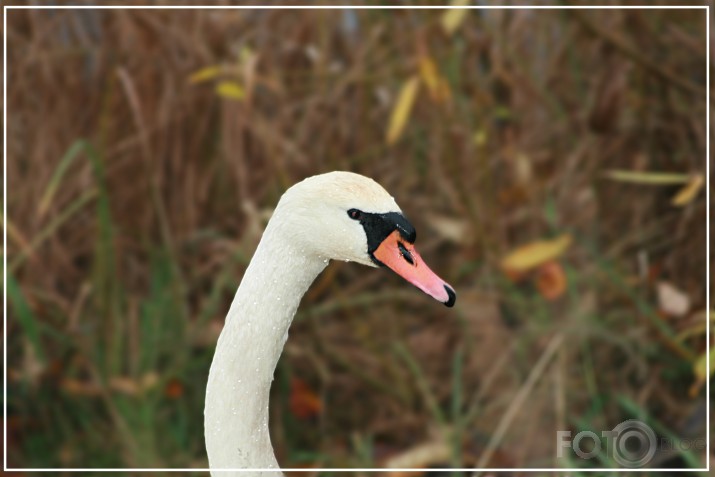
<box><xmin>444</xmin><ymin>285</ymin><xmax>456</xmax><ymax>308</ymax></box>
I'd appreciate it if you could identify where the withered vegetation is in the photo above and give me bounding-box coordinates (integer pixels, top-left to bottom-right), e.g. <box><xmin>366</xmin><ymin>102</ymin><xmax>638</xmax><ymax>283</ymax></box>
<box><xmin>6</xmin><ymin>4</ymin><xmax>708</xmax><ymax>470</ymax></box>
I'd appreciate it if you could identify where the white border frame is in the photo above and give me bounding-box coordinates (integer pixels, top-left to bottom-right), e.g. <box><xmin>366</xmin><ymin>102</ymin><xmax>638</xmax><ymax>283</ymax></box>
<box><xmin>2</xmin><ymin>3</ymin><xmax>709</xmax><ymax>473</ymax></box>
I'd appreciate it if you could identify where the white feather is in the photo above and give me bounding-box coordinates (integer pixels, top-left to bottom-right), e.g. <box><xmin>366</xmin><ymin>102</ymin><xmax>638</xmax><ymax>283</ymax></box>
<box><xmin>204</xmin><ymin>172</ymin><xmax>400</xmax><ymax>475</ymax></box>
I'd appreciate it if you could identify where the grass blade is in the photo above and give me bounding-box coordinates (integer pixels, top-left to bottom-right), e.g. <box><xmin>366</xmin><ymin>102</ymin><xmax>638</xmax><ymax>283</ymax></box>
<box><xmin>10</xmin><ymin>188</ymin><xmax>97</xmax><ymax>273</ymax></box>
<box><xmin>393</xmin><ymin>342</ymin><xmax>447</xmax><ymax>426</ymax></box>
<box><xmin>37</xmin><ymin>140</ymin><xmax>88</xmax><ymax>217</ymax></box>
<box><xmin>602</xmin><ymin>170</ymin><xmax>690</xmax><ymax>185</ymax></box>
<box><xmin>7</xmin><ymin>273</ymin><xmax>45</xmax><ymax>364</ymax></box>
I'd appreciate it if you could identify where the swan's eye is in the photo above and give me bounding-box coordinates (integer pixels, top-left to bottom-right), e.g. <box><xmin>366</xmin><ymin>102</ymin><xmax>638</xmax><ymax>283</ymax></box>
<box><xmin>348</xmin><ymin>209</ymin><xmax>362</xmax><ymax>220</ymax></box>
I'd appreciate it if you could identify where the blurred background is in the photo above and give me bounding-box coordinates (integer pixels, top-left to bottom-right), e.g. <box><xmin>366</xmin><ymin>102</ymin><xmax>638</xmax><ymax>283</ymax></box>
<box><xmin>5</xmin><ymin>2</ymin><xmax>710</xmax><ymax>472</ymax></box>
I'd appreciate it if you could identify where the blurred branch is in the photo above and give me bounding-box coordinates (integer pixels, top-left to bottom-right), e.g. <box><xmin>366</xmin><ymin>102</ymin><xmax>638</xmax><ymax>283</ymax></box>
<box><xmin>570</xmin><ymin>11</ymin><xmax>704</xmax><ymax>97</ymax></box>
<box><xmin>474</xmin><ymin>333</ymin><xmax>565</xmax><ymax>470</ymax></box>
<box><xmin>115</xmin><ymin>67</ymin><xmax>176</xmax><ymax>253</ymax></box>
<box><xmin>394</xmin><ymin>342</ymin><xmax>448</xmax><ymax>426</ymax></box>
<box><xmin>304</xmin><ymin>313</ymin><xmax>412</xmax><ymax>406</ymax></box>
<box><xmin>10</xmin><ymin>188</ymin><xmax>97</xmax><ymax>273</ymax></box>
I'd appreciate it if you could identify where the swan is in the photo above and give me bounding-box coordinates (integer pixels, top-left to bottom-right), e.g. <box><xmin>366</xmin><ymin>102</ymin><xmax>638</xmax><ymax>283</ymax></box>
<box><xmin>204</xmin><ymin>171</ymin><xmax>456</xmax><ymax>475</ymax></box>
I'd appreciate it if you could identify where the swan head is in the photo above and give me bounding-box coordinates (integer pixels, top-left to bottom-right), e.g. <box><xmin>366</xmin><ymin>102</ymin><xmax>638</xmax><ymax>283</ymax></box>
<box><xmin>271</xmin><ymin>171</ymin><xmax>456</xmax><ymax>307</ymax></box>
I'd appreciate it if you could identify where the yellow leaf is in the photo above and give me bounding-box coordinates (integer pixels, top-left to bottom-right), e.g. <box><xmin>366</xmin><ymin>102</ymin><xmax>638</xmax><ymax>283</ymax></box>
<box><xmin>141</xmin><ymin>371</ymin><xmax>159</xmax><ymax>391</ymax></box>
<box><xmin>671</xmin><ymin>174</ymin><xmax>704</xmax><ymax>206</ymax></box>
<box><xmin>473</xmin><ymin>129</ymin><xmax>487</xmax><ymax>146</ymax></box>
<box><xmin>501</xmin><ymin>235</ymin><xmax>572</xmax><ymax>272</ymax></box>
<box><xmin>215</xmin><ymin>81</ymin><xmax>245</xmax><ymax>101</ymax></box>
<box><xmin>602</xmin><ymin>170</ymin><xmax>690</xmax><ymax>185</ymax></box>
<box><xmin>386</xmin><ymin>76</ymin><xmax>420</xmax><ymax>145</ymax></box>
<box><xmin>418</xmin><ymin>56</ymin><xmax>451</xmax><ymax>104</ymax></box>
<box><xmin>419</xmin><ymin>57</ymin><xmax>440</xmax><ymax>94</ymax></box>
<box><xmin>441</xmin><ymin>0</ymin><xmax>471</xmax><ymax>36</ymax></box>
<box><xmin>188</xmin><ymin>65</ymin><xmax>222</xmax><ymax>84</ymax></box>
<box><xmin>239</xmin><ymin>45</ymin><xmax>255</xmax><ymax>65</ymax></box>
<box><xmin>693</xmin><ymin>348</ymin><xmax>714</xmax><ymax>381</ymax></box>
<box><xmin>690</xmin><ymin>346</ymin><xmax>714</xmax><ymax>396</ymax></box>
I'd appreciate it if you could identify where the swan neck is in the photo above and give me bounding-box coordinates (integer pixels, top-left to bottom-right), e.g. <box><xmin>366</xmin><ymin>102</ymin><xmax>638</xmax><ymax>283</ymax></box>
<box><xmin>204</xmin><ymin>230</ymin><xmax>327</xmax><ymax>475</ymax></box>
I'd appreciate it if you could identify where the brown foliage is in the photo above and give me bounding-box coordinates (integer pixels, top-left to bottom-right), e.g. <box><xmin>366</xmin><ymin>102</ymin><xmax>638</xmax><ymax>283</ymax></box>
<box><xmin>6</xmin><ymin>5</ymin><xmax>708</xmax><ymax>470</ymax></box>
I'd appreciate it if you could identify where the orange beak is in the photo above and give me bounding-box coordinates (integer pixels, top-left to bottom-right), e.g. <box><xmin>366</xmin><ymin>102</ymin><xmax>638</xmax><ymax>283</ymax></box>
<box><xmin>372</xmin><ymin>230</ymin><xmax>456</xmax><ymax>307</ymax></box>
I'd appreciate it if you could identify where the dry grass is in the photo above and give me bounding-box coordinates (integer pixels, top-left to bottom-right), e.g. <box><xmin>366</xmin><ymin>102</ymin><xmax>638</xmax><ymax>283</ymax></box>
<box><xmin>5</xmin><ymin>3</ymin><xmax>709</xmax><ymax>471</ymax></box>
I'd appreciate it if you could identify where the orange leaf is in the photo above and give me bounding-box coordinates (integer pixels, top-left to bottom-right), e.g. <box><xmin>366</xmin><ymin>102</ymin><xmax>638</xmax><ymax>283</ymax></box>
<box><xmin>164</xmin><ymin>378</ymin><xmax>184</xmax><ymax>399</ymax></box>
<box><xmin>503</xmin><ymin>267</ymin><xmax>527</xmax><ymax>283</ymax></box>
<box><xmin>289</xmin><ymin>377</ymin><xmax>321</xmax><ymax>420</ymax></box>
<box><xmin>535</xmin><ymin>261</ymin><xmax>567</xmax><ymax>301</ymax></box>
